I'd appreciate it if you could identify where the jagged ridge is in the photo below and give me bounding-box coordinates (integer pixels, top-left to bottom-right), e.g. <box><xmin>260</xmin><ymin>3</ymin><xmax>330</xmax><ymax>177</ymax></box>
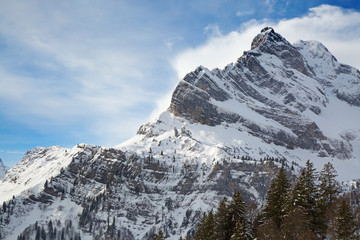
<box><xmin>170</xmin><ymin>27</ymin><xmax>360</xmax><ymax>159</ymax></box>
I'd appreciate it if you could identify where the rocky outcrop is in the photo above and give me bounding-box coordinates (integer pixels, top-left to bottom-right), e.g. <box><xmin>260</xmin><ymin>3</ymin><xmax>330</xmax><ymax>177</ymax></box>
<box><xmin>169</xmin><ymin>27</ymin><xmax>359</xmax><ymax>158</ymax></box>
<box><xmin>0</xmin><ymin>145</ymin><xmax>286</xmax><ymax>240</ymax></box>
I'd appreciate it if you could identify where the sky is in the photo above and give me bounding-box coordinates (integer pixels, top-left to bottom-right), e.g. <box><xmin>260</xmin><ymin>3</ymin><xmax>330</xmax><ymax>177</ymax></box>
<box><xmin>1</xmin><ymin>1</ymin><xmax>360</xmax><ymax>167</ymax></box>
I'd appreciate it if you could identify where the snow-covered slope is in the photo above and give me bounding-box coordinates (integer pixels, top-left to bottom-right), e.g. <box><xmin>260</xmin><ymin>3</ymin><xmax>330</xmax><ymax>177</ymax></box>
<box><xmin>1</xmin><ymin>27</ymin><xmax>360</xmax><ymax>239</ymax></box>
<box><xmin>0</xmin><ymin>145</ymin><xmax>84</xmax><ymax>203</ymax></box>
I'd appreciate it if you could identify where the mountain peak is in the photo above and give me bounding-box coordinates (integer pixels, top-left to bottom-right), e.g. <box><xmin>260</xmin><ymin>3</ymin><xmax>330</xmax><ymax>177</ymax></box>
<box><xmin>0</xmin><ymin>158</ymin><xmax>8</xmax><ymax>179</ymax></box>
<box><xmin>251</xmin><ymin>26</ymin><xmax>288</xmax><ymax>50</ymax></box>
<box><xmin>261</xmin><ymin>26</ymin><xmax>274</xmax><ymax>33</ymax></box>
<box><xmin>165</xmin><ymin>27</ymin><xmax>360</xmax><ymax>162</ymax></box>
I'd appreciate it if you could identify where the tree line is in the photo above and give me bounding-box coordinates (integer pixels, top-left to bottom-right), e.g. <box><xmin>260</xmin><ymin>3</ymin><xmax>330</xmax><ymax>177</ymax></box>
<box><xmin>153</xmin><ymin>160</ymin><xmax>359</xmax><ymax>239</ymax></box>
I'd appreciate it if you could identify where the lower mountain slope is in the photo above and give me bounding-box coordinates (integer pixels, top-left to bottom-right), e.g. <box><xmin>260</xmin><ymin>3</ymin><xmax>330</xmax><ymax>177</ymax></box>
<box><xmin>0</xmin><ymin>144</ymin><xmax>284</xmax><ymax>239</ymax></box>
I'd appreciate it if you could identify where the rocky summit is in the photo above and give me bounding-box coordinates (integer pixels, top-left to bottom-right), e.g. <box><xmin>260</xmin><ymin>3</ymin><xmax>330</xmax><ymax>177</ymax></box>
<box><xmin>170</xmin><ymin>27</ymin><xmax>359</xmax><ymax>159</ymax></box>
<box><xmin>1</xmin><ymin>27</ymin><xmax>360</xmax><ymax>240</ymax></box>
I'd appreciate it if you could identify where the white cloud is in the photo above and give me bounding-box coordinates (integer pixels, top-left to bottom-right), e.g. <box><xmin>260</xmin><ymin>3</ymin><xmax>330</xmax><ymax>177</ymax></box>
<box><xmin>236</xmin><ymin>10</ymin><xmax>255</xmax><ymax>17</ymax></box>
<box><xmin>163</xmin><ymin>36</ymin><xmax>184</xmax><ymax>50</ymax></box>
<box><xmin>172</xmin><ymin>26</ymin><xmax>262</xmax><ymax>79</ymax></box>
<box><xmin>204</xmin><ymin>24</ymin><xmax>222</xmax><ymax>38</ymax></box>
<box><xmin>172</xmin><ymin>5</ymin><xmax>360</xmax><ymax>81</ymax></box>
<box><xmin>264</xmin><ymin>0</ymin><xmax>276</xmax><ymax>12</ymax></box>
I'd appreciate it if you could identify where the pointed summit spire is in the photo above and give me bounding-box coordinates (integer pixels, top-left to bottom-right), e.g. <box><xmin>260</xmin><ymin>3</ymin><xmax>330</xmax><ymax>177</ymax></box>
<box><xmin>251</xmin><ymin>27</ymin><xmax>288</xmax><ymax>50</ymax></box>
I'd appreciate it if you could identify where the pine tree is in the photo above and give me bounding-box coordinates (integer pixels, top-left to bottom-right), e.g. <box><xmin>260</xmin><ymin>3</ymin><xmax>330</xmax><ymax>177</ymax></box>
<box><xmin>229</xmin><ymin>192</ymin><xmax>246</xmax><ymax>223</ymax></box>
<box><xmin>318</xmin><ymin>162</ymin><xmax>340</xmax><ymax>236</ymax></box>
<box><xmin>291</xmin><ymin>169</ymin><xmax>307</xmax><ymax>207</ymax></box>
<box><xmin>231</xmin><ymin>219</ymin><xmax>250</xmax><ymax>240</ymax></box>
<box><xmin>41</xmin><ymin>225</ymin><xmax>46</xmax><ymax>240</ymax></box>
<box><xmin>48</xmin><ymin>220</ymin><xmax>53</xmax><ymax>238</ymax></box>
<box><xmin>2</xmin><ymin>202</ymin><xmax>6</xmax><ymax>213</ymax></box>
<box><xmin>318</xmin><ymin>162</ymin><xmax>340</xmax><ymax>208</ymax></box>
<box><xmin>335</xmin><ymin>198</ymin><xmax>357</xmax><ymax>240</ymax></box>
<box><xmin>256</xmin><ymin>219</ymin><xmax>281</xmax><ymax>240</ymax></box>
<box><xmin>228</xmin><ymin>192</ymin><xmax>246</xmax><ymax>237</ymax></box>
<box><xmin>262</xmin><ymin>167</ymin><xmax>290</xmax><ymax>228</ymax></box>
<box><xmin>35</xmin><ymin>225</ymin><xmax>41</xmax><ymax>240</ymax></box>
<box><xmin>281</xmin><ymin>206</ymin><xmax>318</xmax><ymax>240</ymax></box>
<box><xmin>194</xmin><ymin>210</ymin><xmax>215</xmax><ymax>240</ymax></box>
<box><xmin>304</xmin><ymin>160</ymin><xmax>318</xmax><ymax>207</ymax></box>
<box><xmin>289</xmin><ymin>160</ymin><xmax>318</xmax><ymax>232</ymax></box>
<box><xmin>214</xmin><ymin>197</ymin><xmax>232</xmax><ymax>240</ymax></box>
<box><xmin>154</xmin><ymin>229</ymin><xmax>165</xmax><ymax>240</ymax></box>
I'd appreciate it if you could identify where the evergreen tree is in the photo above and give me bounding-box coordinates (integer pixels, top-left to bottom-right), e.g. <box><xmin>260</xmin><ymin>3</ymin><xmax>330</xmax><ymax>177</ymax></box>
<box><xmin>2</xmin><ymin>202</ymin><xmax>6</xmax><ymax>213</ymax></box>
<box><xmin>256</xmin><ymin>219</ymin><xmax>281</xmax><ymax>240</ymax></box>
<box><xmin>262</xmin><ymin>167</ymin><xmax>289</xmax><ymax>228</ymax></box>
<box><xmin>194</xmin><ymin>210</ymin><xmax>215</xmax><ymax>240</ymax></box>
<box><xmin>154</xmin><ymin>229</ymin><xmax>165</xmax><ymax>240</ymax></box>
<box><xmin>318</xmin><ymin>162</ymin><xmax>340</xmax><ymax>209</ymax></box>
<box><xmin>61</xmin><ymin>229</ymin><xmax>65</xmax><ymax>240</ymax></box>
<box><xmin>230</xmin><ymin>219</ymin><xmax>250</xmax><ymax>240</ymax></box>
<box><xmin>289</xmin><ymin>160</ymin><xmax>318</xmax><ymax>232</ymax></box>
<box><xmin>318</xmin><ymin>162</ymin><xmax>340</xmax><ymax>237</ymax></box>
<box><xmin>48</xmin><ymin>220</ymin><xmax>54</xmax><ymax>239</ymax></box>
<box><xmin>335</xmin><ymin>198</ymin><xmax>357</xmax><ymax>240</ymax></box>
<box><xmin>228</xmin><ymin>192</ymin><xmax>246</xmax><ymax>226</ymax></box>
<box><xmin>35</xmin><ymin>225</ymin><xmax>41</xmax><ymax>240</ymax></box>
<box><xmin>291</xmin><ymin>169</ymin><xmax>308</xmax><ymax>207</ymax></box>
<box><xmin>214</xmin><ymin>197</ymin><xmax>231</xmax><ymax>240</ymax></box>
<box><xmin>194</xmin><ymin>212</ymin><xmax>208</xmax><ymax>240</ymax></box>
<box><xmin>41</xmin><ymin>225</ymin><xmax>46</xmax><ymax>240</ymax></box>
<box><xmin>228</xmin><ymin>192</ymin><xmax>247</xmax><ymax>238</ymax></box>
<box><xmin>304</xmin><ymin>160</ymin><xmax>318</xmax><ymax>208</ymax></box>
<box><xmin>281</xmin><ymin>206</ymin><xmax>318</xmax><ymax>240</ymax></box>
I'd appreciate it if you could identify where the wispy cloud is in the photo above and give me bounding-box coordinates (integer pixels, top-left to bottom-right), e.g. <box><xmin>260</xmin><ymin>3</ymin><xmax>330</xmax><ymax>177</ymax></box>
<box><xmin>236</xmin><ymin>9</ymin><xmax>255</xmax><ymax>17</ymax></box>
<box><xmin>0</xmin><ymin>1</ymin><xmax>176</xmax><ymax>146</ymax></box>
<box><xmin>264</xmin><ymin>0</ymin><xmax>277</xmax><ymax>12</ymax></box>
<box><xmin>0</xmin><ymin>150</ymin><xmax>25</xmax><ymax>155</ymax></box>
<box><xmin>163</xmin><ymin>36</ymin><xmax>184</xmax><ymax>50</ymax></box>
<box><xmin>204</xmin><ymin>24</ymin><xmax>222</xmax><ymax>38</ymax></box>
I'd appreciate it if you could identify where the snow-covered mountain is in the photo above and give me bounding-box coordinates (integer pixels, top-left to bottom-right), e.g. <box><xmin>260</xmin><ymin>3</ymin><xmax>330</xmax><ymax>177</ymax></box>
<box><xmin>0</xmin><ymin>158</ymin><xmax>8</xmax><ymax>179</ymax></box>
<box><xmin>1</xmin><ymin>27</ymin><xmax>360</xmax><ymax>240</ymax></box>
<box><xmin>120</xmin><ymin>27</ymin><xmax>360</xmax><ymax>181</ymax></box>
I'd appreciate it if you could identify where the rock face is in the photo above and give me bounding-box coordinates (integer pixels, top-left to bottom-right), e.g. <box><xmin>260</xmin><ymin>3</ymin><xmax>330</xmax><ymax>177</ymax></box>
<box><xmin>0</xmin><ymin>144</ymin><xmax>283</xmax><ymax>240</ymax></box>
<box><xmin>1</xmin><ymin>27</ymin><xmax>360</xmax><ymax>240</ymax></box>
<box><xmin>170</xmin><ymin>27</ymin><xmax>360</xmax><ymax>159</ymax></box>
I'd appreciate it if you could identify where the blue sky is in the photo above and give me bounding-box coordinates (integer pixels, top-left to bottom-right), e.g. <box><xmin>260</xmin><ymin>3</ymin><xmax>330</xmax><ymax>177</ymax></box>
<box><xmin>1</xmin><ymin>0</ymin><xmax>360</xmax><ymax>167</ymax></box>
